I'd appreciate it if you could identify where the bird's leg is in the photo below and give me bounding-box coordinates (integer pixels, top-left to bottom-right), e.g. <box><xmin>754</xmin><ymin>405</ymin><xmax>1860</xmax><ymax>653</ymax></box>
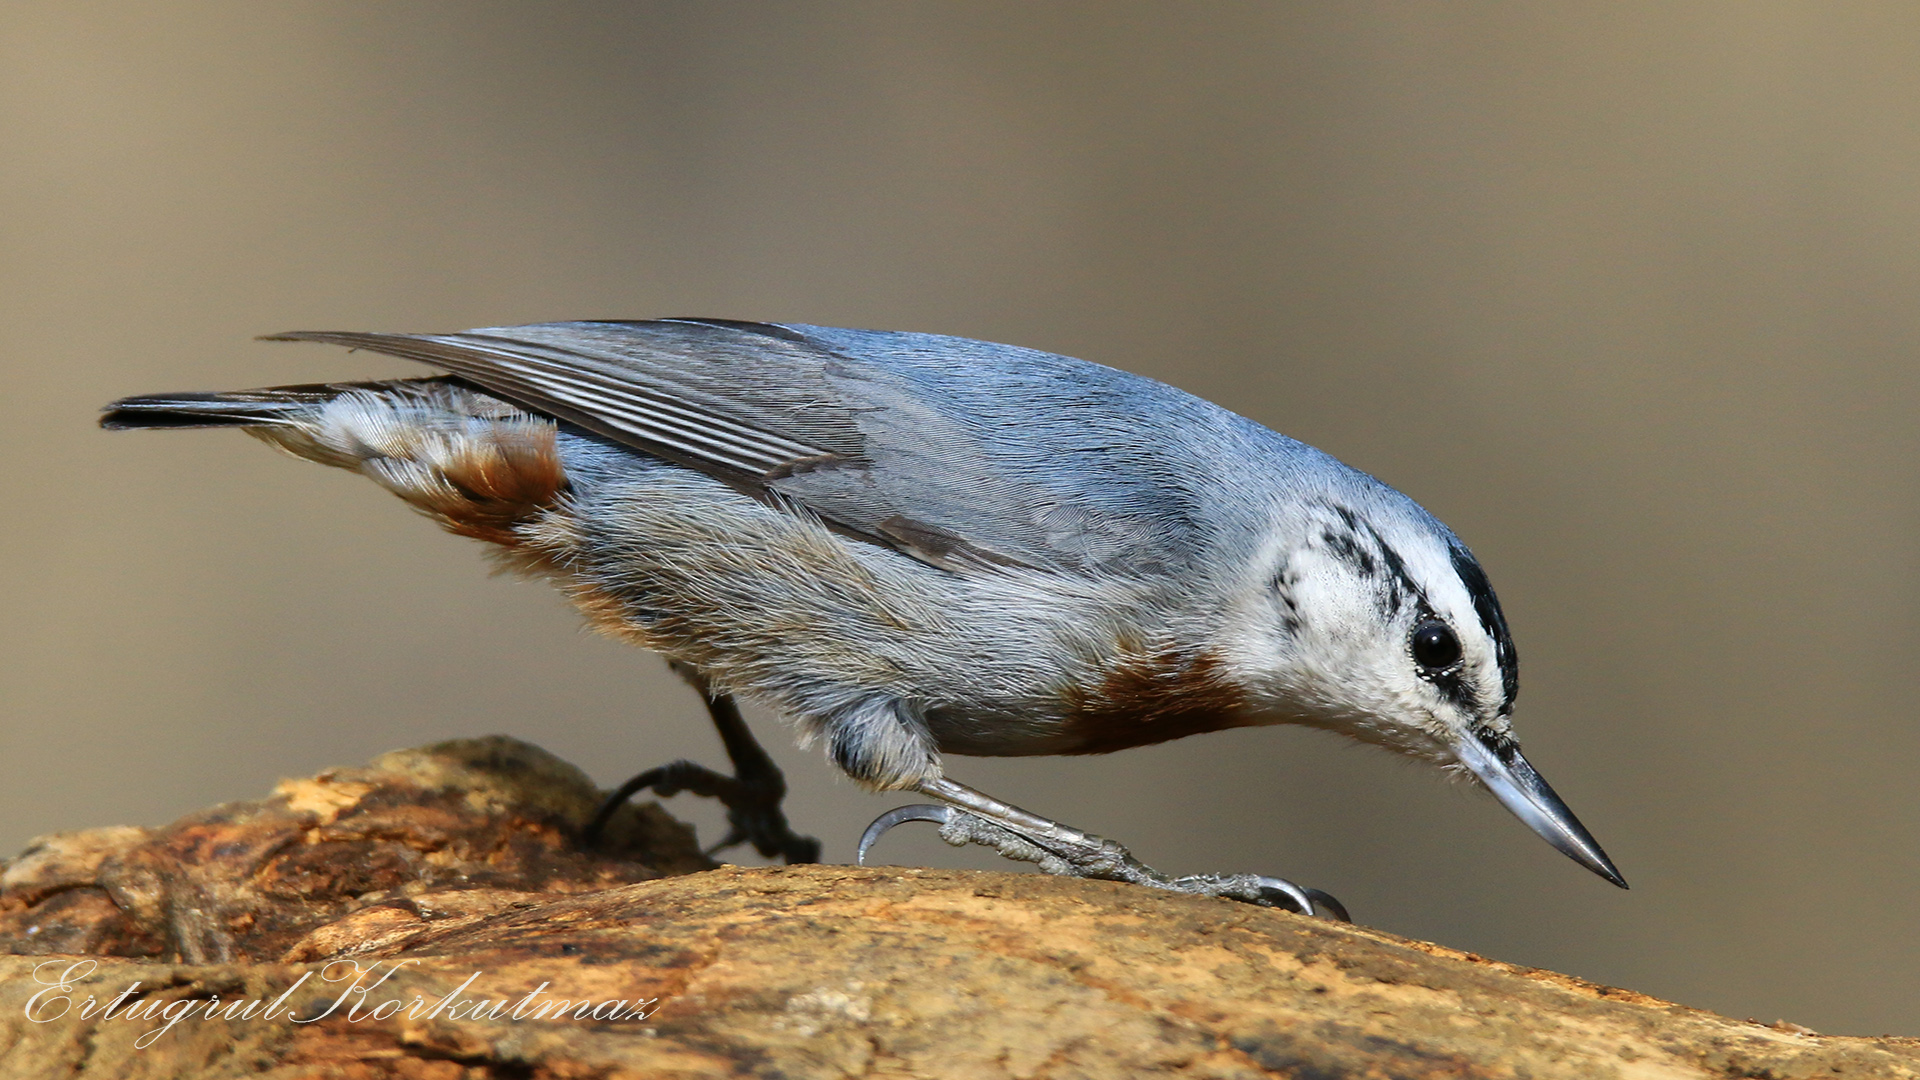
<box><xmin>858</xmin><ymin>777</ymin><xmax>1349</xmax><ymax>921</ymax></box>
<box><xmin>585</xmin><ymin>680</ymin><xmax>822</xmax><ymax>864</ymax></box>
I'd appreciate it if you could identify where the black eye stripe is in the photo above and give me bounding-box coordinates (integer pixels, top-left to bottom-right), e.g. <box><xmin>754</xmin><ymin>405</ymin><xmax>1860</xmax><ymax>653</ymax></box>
<box><xmin>1448</xmin><ymin>543</ymin><xmax>1518</xmax><ymax>712</ymax></box>
<box><xmin>1307</xmin><ymin>501</ymin><xmax>1518</xmax><ymax>718</ymax></box>
<box><xmin>1411</xmin><ymin>613</ymin><xmax>1477</xmax><ymax>713</ymax></box>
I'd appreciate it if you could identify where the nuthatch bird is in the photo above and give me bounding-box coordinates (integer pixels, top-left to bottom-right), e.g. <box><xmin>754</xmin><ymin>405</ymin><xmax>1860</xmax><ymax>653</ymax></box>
<box><xmin>103</xmin><ymin>320</ymin><xmax>1625</xmax><ymax>918</ymax></box>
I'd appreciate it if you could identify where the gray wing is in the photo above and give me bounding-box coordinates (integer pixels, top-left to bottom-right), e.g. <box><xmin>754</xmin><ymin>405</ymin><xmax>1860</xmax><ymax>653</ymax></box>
<box><xmin>266</xmin><ymin>321</ymin><xmax>857</xmax><ymax>481</ymax></box>
<box><xmin>267</xmin><ymin>320</ymin><xmax>1264</xmax><ymax>575</ymax></box>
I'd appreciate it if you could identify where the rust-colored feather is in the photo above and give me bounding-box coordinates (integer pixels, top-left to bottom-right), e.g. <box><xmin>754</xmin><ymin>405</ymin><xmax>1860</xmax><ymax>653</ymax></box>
<box><xmin>1056</xmin><ymin>646</ymin><xmax>1245</xmax><ymax>754</ymax></box>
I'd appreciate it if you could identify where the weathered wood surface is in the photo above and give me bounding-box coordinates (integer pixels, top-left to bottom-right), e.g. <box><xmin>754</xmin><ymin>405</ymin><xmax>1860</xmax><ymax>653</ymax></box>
<box><xmin>2</xmin><ymin>737</ymin><xmax>1913</xmax><ymax>1079</ymax></box>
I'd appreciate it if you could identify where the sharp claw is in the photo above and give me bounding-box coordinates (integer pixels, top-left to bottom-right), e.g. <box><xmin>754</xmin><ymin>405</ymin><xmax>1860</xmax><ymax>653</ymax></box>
<box><xmin>1304</xmin><ymin>888</ymin><xmax>1351</xmax><ymax>923</ymax></box>
<box><xmin>1247</xmin><ymin>875</ymin><xmax>1318</xmax><ymax>916</ymax></box>
<box><xmin>1242</xmin><ymin>880</ymin><xmax>1350</xmax><ymax>921</ymax></box>
<box><xmin>857</xmin><ymin>804</ymin><xmax>955</xmax><ymax>866</ymax></box>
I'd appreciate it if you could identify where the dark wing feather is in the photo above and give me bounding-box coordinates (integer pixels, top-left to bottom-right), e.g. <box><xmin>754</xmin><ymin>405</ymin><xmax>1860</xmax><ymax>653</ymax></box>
<box><xmin>262</xmin><ymin>326</ymin><xmax>841</xmax><ymax>482</ymax></box>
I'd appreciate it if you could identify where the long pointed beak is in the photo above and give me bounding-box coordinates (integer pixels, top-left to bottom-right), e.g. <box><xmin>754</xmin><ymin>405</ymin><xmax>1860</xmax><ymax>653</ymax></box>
<box><xmin>1453</xmin><ymin>733</ymin><xmax>1628</xmax><ymax>889</ymax></box>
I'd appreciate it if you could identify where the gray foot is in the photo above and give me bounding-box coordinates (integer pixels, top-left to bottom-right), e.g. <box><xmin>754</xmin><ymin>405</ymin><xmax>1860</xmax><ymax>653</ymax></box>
<box><xmin>585</xmin><ymin>685</ymin><xmax>821</xmax><ymax>864</ymax></box>
<box><xmin>858</xmin><ymin>802</ymin><xmax>1349</xmax><ymax>921</ymax></box>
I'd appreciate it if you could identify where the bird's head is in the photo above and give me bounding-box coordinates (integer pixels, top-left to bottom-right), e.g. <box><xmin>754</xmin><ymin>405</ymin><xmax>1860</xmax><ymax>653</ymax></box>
<box><xmin>1220</xmin><ymin>488</ymin><xmax>1626</xmax><ymax>888</ymax></box>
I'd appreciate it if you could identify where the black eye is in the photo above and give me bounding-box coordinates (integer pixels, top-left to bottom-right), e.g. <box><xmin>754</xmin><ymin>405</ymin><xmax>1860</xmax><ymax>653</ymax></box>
<box><xmin>1411</xmin><ymin>620</ymin><xmax>1462</xmax><ymax>670</ymax></box>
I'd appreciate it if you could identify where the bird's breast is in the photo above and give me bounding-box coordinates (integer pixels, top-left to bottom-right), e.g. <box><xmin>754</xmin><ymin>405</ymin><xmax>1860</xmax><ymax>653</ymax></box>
<box><xmin>917</xmin><ymin>644</ymin><xmax>1247</xmax><ymax>758</ymax></box>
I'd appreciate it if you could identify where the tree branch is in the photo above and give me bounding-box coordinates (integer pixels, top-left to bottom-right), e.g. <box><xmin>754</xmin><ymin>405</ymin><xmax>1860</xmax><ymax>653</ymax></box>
<box><xmin>3</xmin><ymin>737</ymin><xmax>1913</xmax><ymax>1078</ymax></box>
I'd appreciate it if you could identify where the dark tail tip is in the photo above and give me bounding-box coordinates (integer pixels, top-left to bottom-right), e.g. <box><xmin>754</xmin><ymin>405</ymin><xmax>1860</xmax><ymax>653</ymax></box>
<box><xmin>99</xmin><ymin>392</ymin><xmax>299</xmax><ymax>430</ymax></box>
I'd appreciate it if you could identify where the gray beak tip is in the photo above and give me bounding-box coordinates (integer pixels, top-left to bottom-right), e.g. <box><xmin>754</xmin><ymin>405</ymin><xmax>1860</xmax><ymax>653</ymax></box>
<box><xmin>1592</xmin><ymin>855</ymin><xmax>1629</xmax><ymax>890</ymax></box>
<box><xmin>1455</xmin><ymin>733</ymin><xmax>1627</xmax><ymax>890</ymax></box>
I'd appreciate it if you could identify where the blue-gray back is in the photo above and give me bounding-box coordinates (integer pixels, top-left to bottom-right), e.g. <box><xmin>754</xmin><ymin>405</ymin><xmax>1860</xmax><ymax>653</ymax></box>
<box><xmin>268</xmin><ymin>320</ymin><xmax>1365</xmax><ymax>578</ymax></box>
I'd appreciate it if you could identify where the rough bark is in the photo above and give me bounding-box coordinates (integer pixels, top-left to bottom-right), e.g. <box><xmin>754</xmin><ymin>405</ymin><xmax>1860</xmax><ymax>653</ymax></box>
<box><xmin>1</xmin><ymin>737</ymin><xmax>1912</xmax><ymax>1079</ymax></box>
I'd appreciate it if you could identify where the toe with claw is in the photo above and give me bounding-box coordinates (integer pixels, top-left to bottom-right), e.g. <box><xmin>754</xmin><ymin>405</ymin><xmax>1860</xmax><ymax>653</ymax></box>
<box><xmin>858</xmin><ymin>802</ymin><xmax>1349</xmax><ymax>921</ymax></box>
<box><xmin>585</xmin><ymin>687</ymin><xmax>821</xmax><ymax>864</ymax></box>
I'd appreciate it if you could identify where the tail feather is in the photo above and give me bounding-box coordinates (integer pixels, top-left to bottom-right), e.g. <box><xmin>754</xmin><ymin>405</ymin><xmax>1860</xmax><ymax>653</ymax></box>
<box><xmin>100</xmin><ymin>386</ymin><xmax>335</xmax><ymax>429</ymax></box>
<box><xmin>99</xmin><ymin>376</ymin><xmax>570</xmax><ymax>549</ymax></box>
<box><xmin>99</xmin><ymin>378</ymin><xmax>463</xmax><ymax>430</ymax></box>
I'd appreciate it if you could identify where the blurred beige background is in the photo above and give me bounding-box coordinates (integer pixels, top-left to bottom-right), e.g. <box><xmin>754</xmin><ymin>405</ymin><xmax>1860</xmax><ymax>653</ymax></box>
<box><xmin>4</xmin><ymin>1</ymin><xmax>1917</xmax><ymax>1035</ymax></box>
